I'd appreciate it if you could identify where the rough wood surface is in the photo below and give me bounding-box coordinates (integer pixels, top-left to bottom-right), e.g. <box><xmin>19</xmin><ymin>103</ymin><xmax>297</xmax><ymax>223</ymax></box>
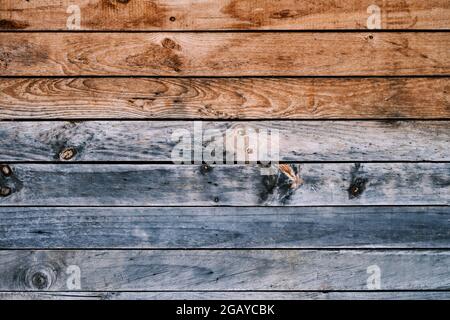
<box><xmin>0</xmin><ymin>250</ymin><xmax>448</xmax><ymax>290</ymax></box>
<box><xmin>2</xmin><ymin>291</ymin><xmax>450</xmax><ymax>300</ymax></box>
<box><xmin>0</xmin><ymin>163</ymin><xmax>448</xmax><ymax>206</ymax></box>
<box><xmin>1</xmin><ymin>0</ymin><xmax>449</xmax><ymax>301</ymax></box>
<box><xmin>1</xmin><ymin>0</ymin><xmax>449</xmax><ymax>30</ymax></box>
<box><xmin>1</xmin><ymin>77</ymin><xmax>449</xmax><ymax>119</ymax></box>
<box><xmin>0</xmin><ymin>121</ymin><xmax>448</xmax><ymax>162</ymax></box>
<box><xmin>1</xmin><ymin>33</ymin><xmax>449</xmax><ymax>76</ymax></box>
<box><xmin>0</xmin><ymin>206</ymin><xmax>448</xmax><ymax>249</ymax></box>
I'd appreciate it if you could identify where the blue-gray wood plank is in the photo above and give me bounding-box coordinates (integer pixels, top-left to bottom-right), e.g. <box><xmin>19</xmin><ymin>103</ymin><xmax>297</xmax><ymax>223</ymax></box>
<box><xmin>0</xmin><ymin>163</ymin><xmax>448</xmax><ymax>206</ymax></box>
<box><xmin>0</xmin><ymin>250</ymin><xmax>448</xmax><ymax>291</ymax></box>
<box><xmin>0</xmin><ymin>206</ymin><xmax>448</xmax><ymax>248</ymax></box>
<box><xmin>2</xmin><ymin>291</ymin><xmax>450</xmax><ymax>300</ymax></box>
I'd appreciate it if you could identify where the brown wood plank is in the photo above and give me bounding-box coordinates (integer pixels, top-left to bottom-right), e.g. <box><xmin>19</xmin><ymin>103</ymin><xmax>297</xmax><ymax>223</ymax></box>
<box><xmin>0</xmin><ymin>163</ymin><xmax>448</xmax><ymax>206</ymax></box>
<box><xmin>1</xmin><ymin>0</ymin><xmax>449</xmax><ymax>30</ymax></box>
<box><xmin>1</xmin><ymin>32</ymin><xmax>449</xmax><ymax>76</ymax></box>
<box><xmin>1</xmin><ymin>77</ymin><xmax>448</xmax><ymax>119</ymax></box>
<box><xmin>0</xmin><ymin>250</ymin><xmax>448</xmax><ymax>290</ymax></box>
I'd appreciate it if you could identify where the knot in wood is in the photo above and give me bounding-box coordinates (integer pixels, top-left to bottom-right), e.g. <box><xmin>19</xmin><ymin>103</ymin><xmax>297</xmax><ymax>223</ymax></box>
<box><xmin>59</xmin><ymin>147</ymin><xmax>77</xmax><ymax>161</ymax></box>
<box><xmin>0</xmin><ymin>186</ymin><xmax>11</xmax><ymax>197</ymax></box>
<box><xmin>25</xmin><ymin>265</ymin><xmax>56</xmax><ymax>290</ymax></box>
<box><xmin>0</xmin><ymin>164</ymin><xmax>11</xmax><ymax>176</ymax></box>
<box><xmin>200</xmin><ymin>163</ymin><xmax>212</xmax><ymax>175</ymax></box>
<box><xmin>31</xmin><ymin>272</ymin><xmax>49</xmax><ymax>289</ymax></box>
<box><xmin>348</xmin><ymin>177</ymin><xmax>368</xmax><ymax>199</ymax></box>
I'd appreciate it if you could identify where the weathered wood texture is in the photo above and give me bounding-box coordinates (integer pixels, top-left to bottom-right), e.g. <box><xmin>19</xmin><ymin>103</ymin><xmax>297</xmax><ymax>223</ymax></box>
<box><xmin>0</xmin><ymin>163</ymin><xmax>448</xmax><ymax>206</ymax></box>
<box><xmin>0</xmin><ymin>250</ymin><xmax>448</xmax><ymax>290</ymax></box>
<box><xmin>1</xmin><ymin>0</ymin><xmax>449</xmax><ymax>301</ymax></box>
<box><xmin>1</xmin><ymin>33</ymin><xmax>449</xmax><ymax>76</ymax></box>
<box><xmin>1</xmin><ymin>0</ymin><xmax>449</xmax><ymax>30</ymax></box>
<box><xmin>2</xmin><ymin>291</ymin><xmax>450</xmax><ymax>300</ymax></box>
<box><xmin>0</xmin><ymin>121</ymin><xmax>448</xmax><ymax>162</ymax></box>
<box><xmin>1</xmin><ymin>78</ymin><xmax>449</xmax><ymax>119</ymax></box>
<box><xmin>1</xmin><ymin>207</ymin><xmax>448</xmax><ymax>248</ymax></box>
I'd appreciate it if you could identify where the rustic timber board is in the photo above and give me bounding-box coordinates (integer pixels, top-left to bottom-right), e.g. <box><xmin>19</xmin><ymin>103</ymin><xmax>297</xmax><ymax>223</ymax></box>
<box><xmin>0</xmin><ymin>207</ymin><xmax>448</xmax><ymax>249</ymax></box>
<box><xmin>1</xmin><ymin>0</ymin><xmax>449</xmax><ymax>30</ymax></box>
<box><xmin>0</xmin><ymin>77</ymin><xmax>449</xmax><ymax>120</ymax></box>
<box><xmin>0</xmin><ymin>163</ymin><xmax>448</xmax><ymax>206</ymax></box>
<box><xmin>0</xmin><ymin>121</ymin><xmax>448</xmax><ymax>162</ymax></box>
<box><xmin>1</xmin><ymin>0</ymin><xmax>449</xmax><ymax>301</ymax></box>
<box><xmin>2</xmin><ymin>291</ymin><xmax>450</xmax><ymax>300</ymax></box>
<box><xmin>0</xmin><ymin>250</ymin><xmax>448</xmax><ymax>291</ymax></box>
<box><xmin>1</xmin><ymin>32</ymin><xmax>450</xmax><ymax>76</ymax></box>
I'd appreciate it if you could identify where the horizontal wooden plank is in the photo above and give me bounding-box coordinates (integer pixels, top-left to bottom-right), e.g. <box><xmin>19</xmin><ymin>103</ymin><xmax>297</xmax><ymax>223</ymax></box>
<box><xmin>1</xmin><ymin>77</ymin><xmax>449</xmax><ymax>119</ymax></box>
<box><xmin>0</xmin><ymin>121</ymin><xmax>448</xmax><ymax>162</ymax></box>
<box><xmin>0</xmin><ymin>250</ymin><xmax>448</xmax><ymax>290</ymax></box>
<box><xmin>1</xmin><ymin>33</ymin><xmax>449</xmax><ymax>76</ymax></box>
<box><xmin>1</xmin><ymin>207</ymin><xmax>448</xmax><ymax>248</ymax></box>
<box><xmin>0</xmin><ymin>163</ymin><xmax>448</xmax><ymax>206</ymax></box>
<box><xmin>2</xmin><ymin>291</ymin><xmax>450</xmax><ymax>300</ymax></box>
<box><xmin>1</xmin><ymin>0</ymin><xmax>449</xmax><ymax>30</ymax></box>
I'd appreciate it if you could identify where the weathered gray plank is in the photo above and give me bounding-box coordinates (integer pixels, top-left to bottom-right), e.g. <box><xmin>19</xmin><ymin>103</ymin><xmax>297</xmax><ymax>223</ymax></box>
<box><xmin>1</xmin><ymin>291</ymin><xmax>450</xmax><ymax>300</ymax></box>
<box><xmin>0</xmin><ymin>163</ymin><xmax>448</xmax><ymax>206</ymax></box>
<box><xmin>1</xmin><ymin>78</ymin><xmax>449</xmax><ymax>120</ymax></box>
<box><xmin>0</xmin><ymin>121</ymin><xmax>448</xmax><ymax>162</ymax></box>
<box><xmin>0</xmin><ymin>250</ymin><xmax>448</xmax><ymax>290</ymax></box>
<box><xmin>0</xmin><ymin>206</ymin><xmax>448</xmax><ymax>248</ymax></box>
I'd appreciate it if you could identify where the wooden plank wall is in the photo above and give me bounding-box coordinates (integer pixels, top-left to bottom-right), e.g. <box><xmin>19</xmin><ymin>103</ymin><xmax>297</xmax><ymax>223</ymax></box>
<box><xmin>0</xmin><ymin>0</ymin><xmax>449</xmax><ymax>300</ymax></box>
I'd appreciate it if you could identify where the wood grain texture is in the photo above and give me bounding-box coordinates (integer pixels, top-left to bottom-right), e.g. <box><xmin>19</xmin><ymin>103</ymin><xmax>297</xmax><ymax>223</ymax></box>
<box><xmin>2</xmin><ymin>291</ymin><xmax>450</xmax><ymax>300</ymax></box>
<box><xmin>1</xmin><ymin>77</ymin><xmax>449</xmax><ymax>119</ymax></box>
<box><xmin>0</xmin><ymin>250</ymin><xmax>448</xmax><ymax>290</ymax></box>
<box><xmin>1</xmin><ymin>0</ymin><xmax>449</xmax><ymax>301</ymax></box>
<box><xmin>1</xmin><ymin>33</ymin><xmax>449</xmax><ymax>76</ymax></box>
<box><xmin>0</xmin><ymin>121</ymin><xmax>448</xmax><ymax>162</ymax></box>
<box><xmin>1</xmin><ymin>0</ymin><xmax>449</xmax><ymax>30</ymax></box>
<box><xmin>0</xmin><ymin>163</ymin><xmax>448</xmax><ymax>206</ymax></box>
<box><xmin>1</xmin><ymin>206</ymin><xmax>448</xmax><ymax>249</ymax></box>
